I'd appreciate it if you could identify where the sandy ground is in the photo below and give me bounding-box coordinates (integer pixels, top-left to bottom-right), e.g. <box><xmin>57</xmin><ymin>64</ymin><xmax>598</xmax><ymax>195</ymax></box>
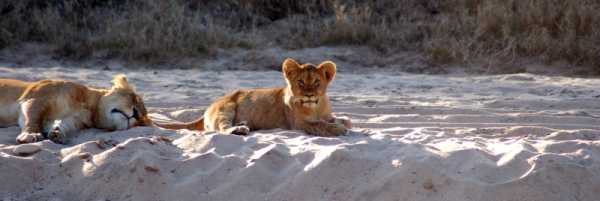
<box><xmin>1</xmin><ymin>66</ymin><xmax>600</xmax><ymax>201</ymax></box>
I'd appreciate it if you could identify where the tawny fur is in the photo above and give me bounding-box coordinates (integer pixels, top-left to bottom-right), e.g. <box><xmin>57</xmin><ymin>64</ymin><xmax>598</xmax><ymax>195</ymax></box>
<box><xmin>156</xmin><ymin>58</ymin><xmax>351</xmax><ymax>137</ymax></box>
<box><xmin>0</xmin><ymin>75</ymin><xmax>151</xmax><ymax>144</ymax></box>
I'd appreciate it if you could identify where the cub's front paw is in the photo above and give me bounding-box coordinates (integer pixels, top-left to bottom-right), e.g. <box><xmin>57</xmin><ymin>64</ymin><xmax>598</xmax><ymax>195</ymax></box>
<box><xmin>333</xmin><ymin>117</ymin><xmax>352</xmax><ymax>129</ymax></box>
<box><xmin>227</xmin><ymin>126</ymin><xmax>250</xmax><ymax>136</ymax></box>
<box><xmin>16</xmin><ymin>132</ymin><xmax>44</xmax><ymax>144</ymax></box>
<box><xmin>48</xmin><ymin>127</ymin><xmax>67</xmax><ymax>144</ymax></box>
<box><xmin>328</xmin><ymin>123</ymin><xmax>348</xmax><ymax>136</ymax></box>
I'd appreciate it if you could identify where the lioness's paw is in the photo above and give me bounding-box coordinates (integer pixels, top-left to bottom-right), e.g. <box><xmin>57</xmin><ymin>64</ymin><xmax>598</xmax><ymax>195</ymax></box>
<box><xmin>48</xmin><ymin>127</ymin><xmax>67</xmax><ymax>144</ymax></box>
<box><xmin>228</xmin><ymin>126</ymin><xmax>250</xmax><ymax>136</ymax></box>
<box><xmin>16</xmin><ymin>132</ymin><xmax>44</xmax><ymax>144</ymax></box>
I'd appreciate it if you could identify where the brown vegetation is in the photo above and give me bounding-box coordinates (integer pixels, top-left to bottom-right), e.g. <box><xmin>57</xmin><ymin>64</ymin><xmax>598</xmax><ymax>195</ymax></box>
<box><xmin>1</xmin><ymin>0</ymin><xmax>599</xmax><ymax>68</ymax></box>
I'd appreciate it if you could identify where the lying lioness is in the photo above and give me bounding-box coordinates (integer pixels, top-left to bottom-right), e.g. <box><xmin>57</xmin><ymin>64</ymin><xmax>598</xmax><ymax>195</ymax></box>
<box><xmin>158</xmin><ymin>58</ymin><xmax>351</xmax><ymax>136</ymax></box>
<box><xmin>0</xmin><ymin>75</ymin><xmax>151</xmax><ymax>144</ymax></box>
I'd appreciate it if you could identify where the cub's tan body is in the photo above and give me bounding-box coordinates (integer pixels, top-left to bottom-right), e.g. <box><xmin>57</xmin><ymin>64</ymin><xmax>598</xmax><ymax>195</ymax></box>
<box><xmin>158</xmin><ymin>59</ymin><xmax>351</xmax><ymax>136</ymax></box>
<box><xmin>0</xmin><ymin>75</ymin><xmax>150</xmax><ymax>144</ymax></box>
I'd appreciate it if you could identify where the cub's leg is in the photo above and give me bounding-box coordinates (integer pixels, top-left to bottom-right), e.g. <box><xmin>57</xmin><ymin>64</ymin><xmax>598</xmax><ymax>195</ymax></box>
<box><xmin>206</xmin><ymin>101</ymin><xmax>249</xmax><ymax>135</ymax></box>
<box><xmin>296</xmin><ymin>120</ymin><xmax>348</xmax><ymax>137</ymax></box>
<box><xmin>16</xmin><ymin>99</ymin><xmax>48</xmax><ymax>144</ymax></box>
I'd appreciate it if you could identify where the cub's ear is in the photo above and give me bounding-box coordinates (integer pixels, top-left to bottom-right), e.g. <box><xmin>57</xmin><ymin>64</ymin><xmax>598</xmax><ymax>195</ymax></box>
<box><xmin>282</xmin><ymin>58</ymin><xmax>300</xmax><ymax>79</ymax></box>
<box><xmin>111</xmin><ymin>74</ymin><xmax>134</xmax><ymax>90</ymax></box>
<box><xmin>318</xmin><ymin>61</ymin><xmax>337</xmax><ymax>82</ymax></box>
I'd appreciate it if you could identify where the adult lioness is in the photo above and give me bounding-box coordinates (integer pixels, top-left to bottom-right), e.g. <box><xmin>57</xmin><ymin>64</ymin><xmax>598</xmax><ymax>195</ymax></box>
<box><xmin>158</xmin><ymin>58</ymin><xmax>351</xmax><ymax>136</ymax></box>
<box><xmin>0</xmin><ymin>74</ymin><xmax>151</xmax><ymax>144</ymax></box>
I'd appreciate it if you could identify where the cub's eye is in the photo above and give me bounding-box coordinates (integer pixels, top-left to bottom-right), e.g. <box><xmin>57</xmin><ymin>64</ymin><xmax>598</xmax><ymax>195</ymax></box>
<box><xmin>314</xmin><ymin>79</ymin><xmax>320</xmax><ymax>87</ymax></box>
<box><xmin>297</xmin><ymin>80</ymin><xmax>305</xmax><ymax>87</ymax></box>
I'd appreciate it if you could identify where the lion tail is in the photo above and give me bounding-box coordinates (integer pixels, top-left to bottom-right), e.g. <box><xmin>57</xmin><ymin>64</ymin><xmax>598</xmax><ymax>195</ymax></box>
<box><xmin>155</xmin><ymin>117</ymin><xmax>204</xmax><ymax>131</ymax></box>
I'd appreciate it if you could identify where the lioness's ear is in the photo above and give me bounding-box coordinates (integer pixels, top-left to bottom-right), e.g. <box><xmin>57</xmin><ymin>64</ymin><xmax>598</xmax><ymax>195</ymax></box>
<box><xmin>282</xmin><ymin>58</ymin><xmax>300</xmax><ymax>79</ymax></box>
<box><xmin>318</xmin><ymin>61</ymin><xmax>337</xmax><ymax>82</ymax></box>
<box><xmin>111</xmin><ymin>74</ymin><xmax>133</xmax><ymax>90</ymax></box>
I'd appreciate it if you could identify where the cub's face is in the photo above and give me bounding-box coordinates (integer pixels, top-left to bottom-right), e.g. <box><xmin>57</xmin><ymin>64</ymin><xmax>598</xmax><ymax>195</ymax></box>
<box><xmin>98</xmin><ymin>75</ymin><xmax>150</xmax><ymax>130</ymax></box>
<box><xmin>283</xmin><ymin>58</ymin><xmax>337</xmax><ymax>108</ymax></box>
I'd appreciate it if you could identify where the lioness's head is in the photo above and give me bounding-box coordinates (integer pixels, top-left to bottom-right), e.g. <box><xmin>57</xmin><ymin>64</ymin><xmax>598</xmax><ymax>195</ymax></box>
<box><xmin>282</xmin><ymin>58</ymin><xmax>337</xmax><ymax>108</ymax></box>
<box><xmin>97</xmin><ymin>74</ymin><xmax>151</xmax><ymax>130</ymax></box>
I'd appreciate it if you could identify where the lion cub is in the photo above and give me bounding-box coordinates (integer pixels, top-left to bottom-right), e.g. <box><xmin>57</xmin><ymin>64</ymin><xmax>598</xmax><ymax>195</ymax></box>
<box><xmin>0</xmin><ymin>75</ymin><xmax>151</xmax><ymax>144</ymax></box>
<box><xmin>158</xmin><ymin>58</ymin><xmax>351</xmax><ymax>136</ymax></box>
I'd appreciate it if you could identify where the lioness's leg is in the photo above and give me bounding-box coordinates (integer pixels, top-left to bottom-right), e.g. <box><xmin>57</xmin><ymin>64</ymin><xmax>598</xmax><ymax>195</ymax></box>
<box><xmin>47</xmin><ymin>112</ymin><xmax>90</xmax><ymax>144</ymax></box>
<box><xmin>16</xmin><ymin>99</ymin><xmax>48</xmax><ymax>144</ymax></box>
<box><xmin>209</xmin><ymin>102</ymin><xmax>249</xmax><ymax>135</ymax></box>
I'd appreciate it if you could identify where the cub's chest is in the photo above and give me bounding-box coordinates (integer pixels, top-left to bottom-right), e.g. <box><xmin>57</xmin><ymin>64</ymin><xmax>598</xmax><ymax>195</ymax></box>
<box><xmin>292</xmin><ymin>104</ymin><xmax>327</xmax><ymax>122</ymax></box>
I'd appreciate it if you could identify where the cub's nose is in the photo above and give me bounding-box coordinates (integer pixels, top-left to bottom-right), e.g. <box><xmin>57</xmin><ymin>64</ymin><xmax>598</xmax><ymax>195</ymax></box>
<box><xmin>305</xmin><ymin>93</ymin><xmax>315</xmax><ymax>98</ymax></box>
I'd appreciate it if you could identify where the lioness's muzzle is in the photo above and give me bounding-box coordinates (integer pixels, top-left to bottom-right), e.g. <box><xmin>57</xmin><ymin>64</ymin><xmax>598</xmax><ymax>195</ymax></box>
<box><xmin>111</xmin><ymin>108</ymin><xmax>139</xmax><ymax>128</ymax></box>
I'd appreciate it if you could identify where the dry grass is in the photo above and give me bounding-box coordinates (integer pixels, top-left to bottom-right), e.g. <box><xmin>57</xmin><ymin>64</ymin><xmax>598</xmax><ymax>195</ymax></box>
<box><xmin>1</xmin><ymin>0</ymin><xmax>599</xmax><ymax>68</ymax></box>
<box><xmin>426</xmin><ymin>0</ymin><xmax>600</xmax><ymax>67</ymax></box>
<box><xmin>0</xmin><ymin>0</ymin><xmax>252</xmax><ymax>61</ymax></box>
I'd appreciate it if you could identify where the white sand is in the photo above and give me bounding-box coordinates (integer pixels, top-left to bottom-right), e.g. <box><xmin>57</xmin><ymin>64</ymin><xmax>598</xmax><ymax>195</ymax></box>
<box><xmin>1</xmin><ymin>67</ymin><xmax>599</xmax><ymax>201</ymax></box>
